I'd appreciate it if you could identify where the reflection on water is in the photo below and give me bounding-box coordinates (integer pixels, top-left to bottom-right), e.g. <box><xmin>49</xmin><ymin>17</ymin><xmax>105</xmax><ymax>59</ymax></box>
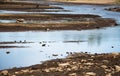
<box><xmin>0</xmin><ymin>25</ymin><xmax>120</xmax><ymax>70</ymax></box>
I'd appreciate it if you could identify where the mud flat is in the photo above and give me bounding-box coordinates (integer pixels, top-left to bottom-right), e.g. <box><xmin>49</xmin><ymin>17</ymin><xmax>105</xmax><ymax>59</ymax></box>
<box><xmin>0</xmin><ymin>1</ymin><xmax>63</xmax><ymax>12</ymax></box>
<box><xmin>0</xmin><ymin>52</ymin><xmax>120</xmax><ymax>76</ymax></box>
<box><xmin>0</xmin><ymin>14</ymin><xmax>117</xmax><ymax>31</ymax></box>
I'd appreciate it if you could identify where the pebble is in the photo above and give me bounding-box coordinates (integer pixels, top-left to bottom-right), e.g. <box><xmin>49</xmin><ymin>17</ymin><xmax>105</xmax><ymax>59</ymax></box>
<box><xmin>58</xmin><ymin>63</ymin><xmax>70</xmax><ymax>67</ymax></box>
<box><xmin>15</xmin><ymin>72</ymin><xmax>19</xmax><ymax>74</ymax></box>
<box><xmin>68</xmin><ymin>73</ymin><xmax>77</xmax><ymax>76</ymax></box>
<box><xmin>21</xmin><ymin>69</ymin><xmax>29</xmax><ymax>73</ymax></box>
<box><xmin>84</xmin><ymin>62</ymin><xmax>94</xmax><ymax>66</ymax></box>
<box><xmin>81</xmin><ymin>59</ymin><xmax>87</xmax><ymax>62</ymax></box>
<box><xmin>101</xmin><ymin>65</ymin><xmax>107</xmax><ymax>69</ymax></box>
<box><xmin>49</xmin><ymin>67</ymin><xmax>56</xmax><ymax>72</ymax></box>
<box><xmin>111</xmin><ymin>52</ymin><xmax>119</xmax><ymax>57</ymax></box>
<box><xmin>85</xmin><ymin>72</ymin><xmax>96</xmax><ymax>76</ymax></box>
<box><xmin>6</xmin><ymin>51</ymin><xmax>10</xmax><ymax>54</ymax></box>
<box><xmin>0</xmin><ymin>70</ymin><xmax>8</xmax><ymax>76</ymax></box>
<box><xmin>42</xmin><ymin>44</ymin><xmax>46</xmax><ymax>47</ymax></box>
<box><xmin>106</xmin><ymin>73</ymin><xmax>112</xmax><ymax>76</ymax></box>
<box><xmin>52</xmin><ymin>54</ymin><xmax>58</xmax><ymax>56</ymax></box>
<box><xmin>44</xmin><ymin>69</ymin><xmax>50</xmax><ymax>72</ymax></box>
<box><xmin>102</xmin><ymin>60</ymin><xmax>109</xmax><ymax>63</ymax></box>
<box><xmin>46</xmin><ymin>28</ymin><xmax>50</xmax><ymax>31</ymax></box>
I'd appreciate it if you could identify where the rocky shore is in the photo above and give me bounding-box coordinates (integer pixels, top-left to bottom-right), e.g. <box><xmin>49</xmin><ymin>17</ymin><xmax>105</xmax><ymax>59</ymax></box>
<box><xmin>0</xmin><ymin>52</ymin><xmax>120</xmax><ymax>76</ymax></box>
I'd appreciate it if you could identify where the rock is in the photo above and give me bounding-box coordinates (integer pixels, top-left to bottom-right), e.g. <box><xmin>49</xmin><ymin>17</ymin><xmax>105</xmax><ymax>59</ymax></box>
<box><xmin>15</xmin><ymin>72</ymin><xmax>20</xmax><ymax>74</ymax></box>
<box><xmin>115</xmin><ymin>65</ymin><xmax>120</xmax><ymax>72</ymax></box>
<box><xmin>6</xmin><ymin>51</ymin><xmax>10</xmax><ymax>54</ymax></box>
<box><xmin>105</xmin><ymin>69</ymin><xmax>111</xmax><ymax>72</ymax></box>
<box><xmin>56</xmin><ymin>67</ymin><xmax>63</xmax><ymax>72</ymax></box>
<box><xmin>68</xmin><ymin>73</ymin><xmax>77</xmax><ymax>76</ymax></box>
<box><xmin>84</xmin><ymin>62</ymin><xmax>94</xmax><ymax>66</ymax></box>
<box><xmin>106</xmin><ymin>73</ymin><xmax>112</xmax><ymax>76</ymax></box>
<box><xmin>111</xmin><ymin>52</ymin><xmax>119</xmax><ymax>58</ymax></box>
<box><xmin>71</xmin><ymin>66</ymin><xmax>78</xmax><ymax>70</ymax></box>
<box><xmin>52</xmin><ymin>54</ymin><xmax>58</xmax><ymax>56</ymax></box>
<box><xmin>49</xmin><ymin>67</ymin><xmax>56</xmax><ymax>72</ymax></box>
<box><xmin>85</xmin><ymin>72</ymin><xmax>96</xmax><ymax>76</ymax></box>
<box><xmin>111</xmin><ymin>46</ymin><xmax>114</xmax><ymax>48</ymax></box>
<box><xmin>46</xmin><ymin>28</ymin><xmax>50</xmax><ymax>31</ymax></box>
<box><xmin>102</xmin><ymin>60</ymin><xmax>109</xmax><ymax>63</ymax></box>
<box><xmin>42</xmin><ymin>44</ymin><xmax>46</xmax><ymax>47</ymax></box>
<box><xmin>44</xmin><ymin>69</ymin><xmax>50</xmax><ymax>72</ymax></box>
<box><xmin>58</xmin><ymin>63</ymin><xmax>70</xmax><ymax>67</ymax></box>
<box><xmin>21</xmin><ymin>69</ymin><xmax>29</xmax><ymax>73</ymax></box>
<box><xmin>16</xmin><ymin>19</ymin><xmax>25</xmax><ymax>23</ymax></box>
<box><xmin>101</xmin><ymin>65</ymin><xmax>107</xmax><ymax>69</ymax></box>
<box><xmin>0</xmin><ymin>70</ymin><xmax>8</xmax><ymax>76</ymax></box>
<box><xmin>81</xmin><ymin>59</ymin><xmax>87</xmax><ymax>62</ymax></box>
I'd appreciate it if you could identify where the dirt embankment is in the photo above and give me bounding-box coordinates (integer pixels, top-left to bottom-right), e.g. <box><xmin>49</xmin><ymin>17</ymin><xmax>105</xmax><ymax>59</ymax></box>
<box><xmin>0</xmin><ymin>52</ymin><xmax>120</xmax><ymax>76</ymax></box>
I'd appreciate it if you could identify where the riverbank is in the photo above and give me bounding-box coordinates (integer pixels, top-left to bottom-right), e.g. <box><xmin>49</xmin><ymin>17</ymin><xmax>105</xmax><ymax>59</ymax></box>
<box><xmin>0</xmin><ymin>1</ymin><xmax>118</xmax><ymax>31</ymax></box>
<box><xmin>0</xmin><ymin>14</ymin><xmax>117</xmax><ymax>31</ymax></box>
<box><xmin>0</xmin><ymin>52</ymin><xmax>120</xmax><ymax>76</ymax></box>
<box><xmin>50</xmin><ymin>0</ymin><xmax>119</xmax><ymax>5</ymax></box>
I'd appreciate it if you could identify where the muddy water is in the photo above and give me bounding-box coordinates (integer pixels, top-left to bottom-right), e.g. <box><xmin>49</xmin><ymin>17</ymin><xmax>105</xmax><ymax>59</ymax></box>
<box><xmin>0</xmin><ymin>5</ymin><xmax>120</xmax><ymax>70</ymax></box>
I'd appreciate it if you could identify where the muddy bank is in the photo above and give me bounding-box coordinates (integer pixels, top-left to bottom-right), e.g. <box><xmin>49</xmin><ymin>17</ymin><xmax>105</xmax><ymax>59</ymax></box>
<box><xmin>0</xmin><ymin>14</ymin><xmax>117</xmax><ymax>31</ymax></box>
<box><xmin>0</xmin><ymin>14</ymin><xmax>100</xmax><ymax>20</ymax></box>
<box><xmin>0</xmin><ymin>41</ymin><xmax>33</xmax><ymax>44</ymax></box>
<box><xmin>0</xmin><ymin>52</ymin><xmax>120</xmax><ymax>76</ymax></box>
<box><xmin>0</xmin><ymin>1</ymin><xmax>63</xmax><ymax>11</ymax></box>
<box><xmin>0</xmin><ymin>18</ymin><xmax>117</xmax><ymax>31</ymax></box>
<box><xmin>105</xmin><ymin>7</ymin><xmax>120</xmax><ymax>12</ymax></box>
<box><xmin>0</xmin><ymin>46</ymin><xmax>27</xmax><ymax>48</ymax></box>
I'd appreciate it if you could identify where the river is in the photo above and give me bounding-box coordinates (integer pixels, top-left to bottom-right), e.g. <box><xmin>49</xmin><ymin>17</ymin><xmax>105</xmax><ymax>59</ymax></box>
<box><xmin>0</xmin><ymin>4</ymin><xmax>120</xmax><ymax>70</ymax></box>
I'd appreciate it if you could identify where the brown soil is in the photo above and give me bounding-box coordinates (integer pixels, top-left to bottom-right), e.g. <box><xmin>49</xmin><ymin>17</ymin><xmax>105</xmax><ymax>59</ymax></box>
<box><xmin>0</xmin><ymin>52</ymin><xmax>120</xmax><ymax>76</ymax></box>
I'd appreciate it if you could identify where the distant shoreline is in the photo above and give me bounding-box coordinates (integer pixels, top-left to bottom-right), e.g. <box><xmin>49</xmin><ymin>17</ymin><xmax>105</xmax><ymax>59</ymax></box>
<box><xmin>49</xmin><ymin>0</ymin><xmax>119</xmax><ymax>5</ymax></box>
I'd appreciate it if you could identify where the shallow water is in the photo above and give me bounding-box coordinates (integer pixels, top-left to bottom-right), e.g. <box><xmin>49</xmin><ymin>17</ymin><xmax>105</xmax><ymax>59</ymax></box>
<box><xmin>0</xmin><ymin>4</ymin><xmax>120</xmax><ymax>70</ymax></box>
